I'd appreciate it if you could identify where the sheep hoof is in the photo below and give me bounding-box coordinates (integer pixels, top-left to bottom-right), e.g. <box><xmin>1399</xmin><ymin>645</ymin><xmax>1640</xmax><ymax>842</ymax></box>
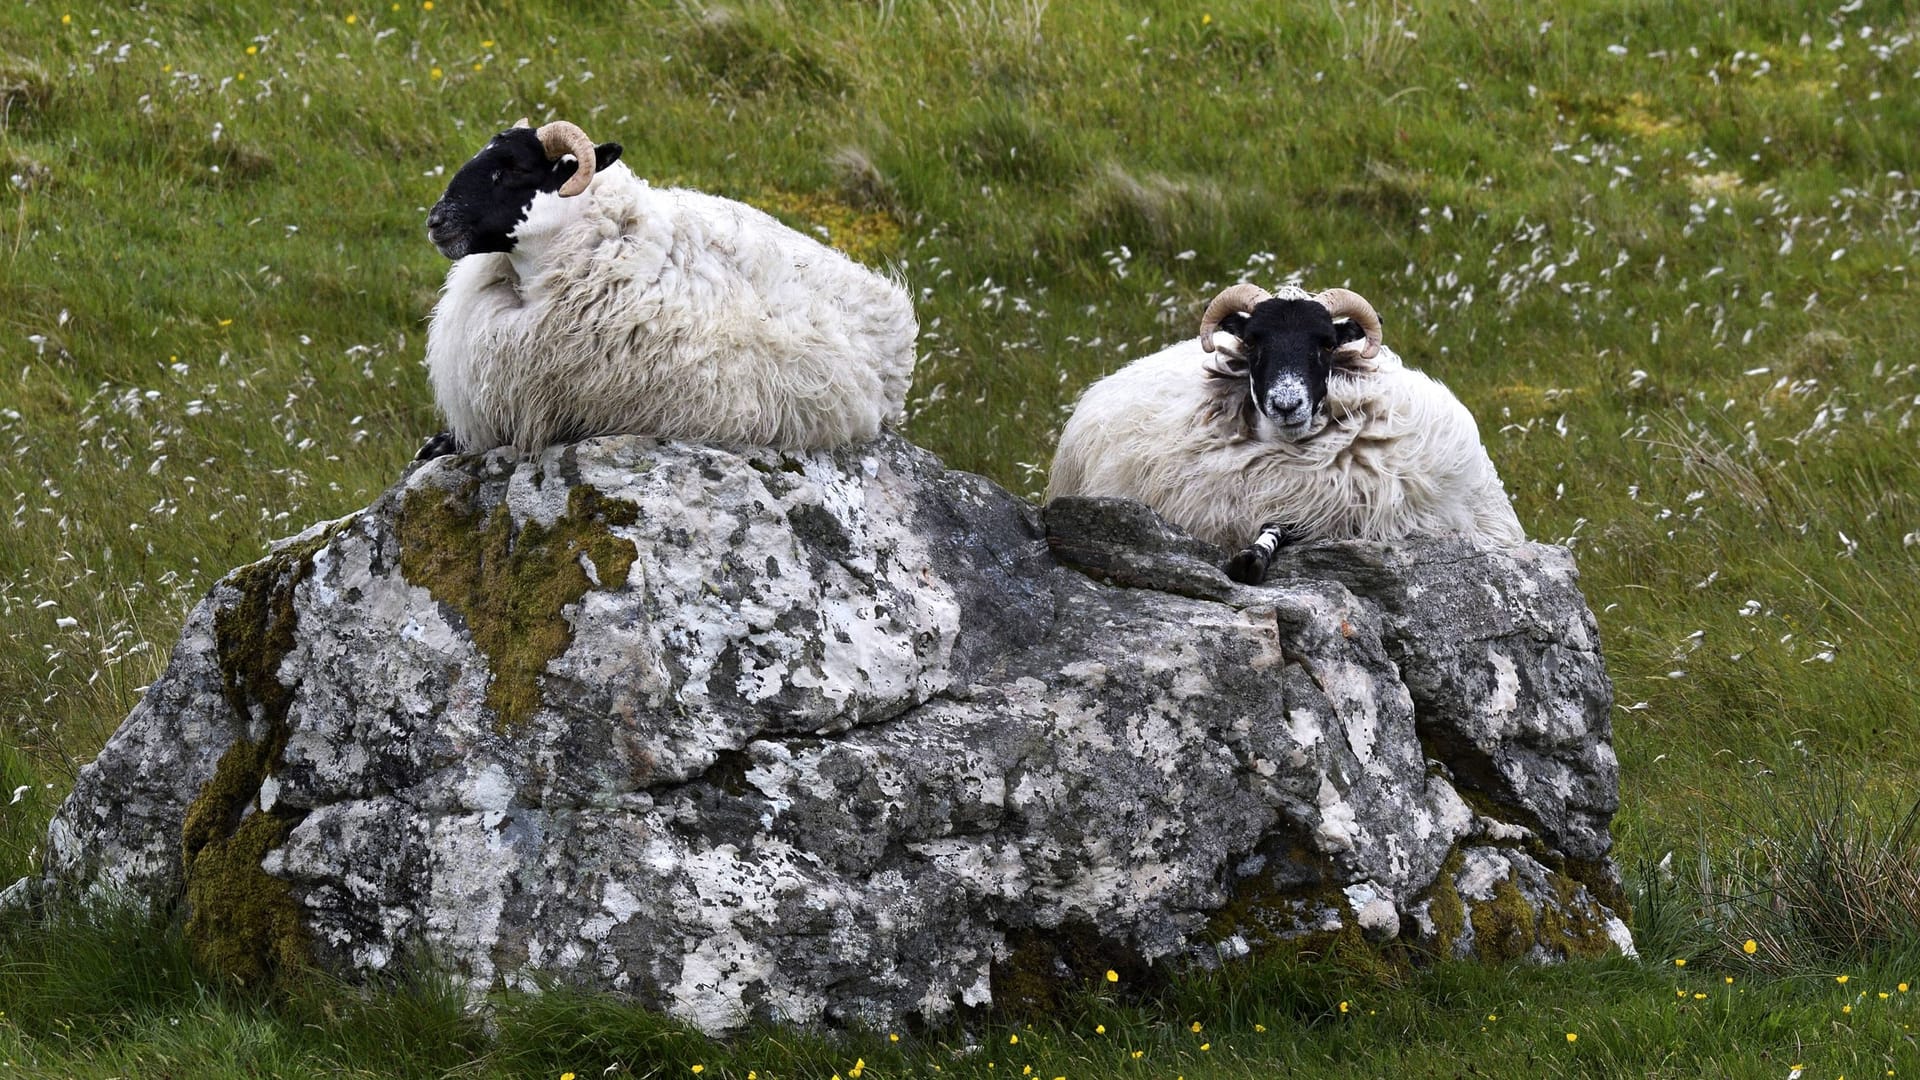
<box><xmin>1225</xmin><ymin>549</ymin><xmax>1267</xmax><ymax>585</ymax></box>
<box><xmin>414</xmin><ymin>431</ymin><xmax>459</xmax><ymax>461</ymax></box>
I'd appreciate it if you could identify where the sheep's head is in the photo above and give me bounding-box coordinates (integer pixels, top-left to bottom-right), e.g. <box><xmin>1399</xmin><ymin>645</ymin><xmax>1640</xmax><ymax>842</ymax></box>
<box><xmin>1199</xmin><ymin>284</ymin><xmax>1383</xmax><ymax>442</ymax></box>
<box><xmin>426</xmin><ymin>119</ymin><xmax>623</xmax><ymax>259</ymax></box>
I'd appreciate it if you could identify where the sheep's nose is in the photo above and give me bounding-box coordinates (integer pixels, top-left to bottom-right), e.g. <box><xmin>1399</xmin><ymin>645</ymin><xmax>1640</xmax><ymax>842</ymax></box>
<box><xmin>426</xmin><ymin>204</ymin><xmax>449</xmax><ymax>231</ymax></box>
<box><xmin>1267</xmin><ymin>391</ymin><xmax>1309</xmax><ymax>425</ymax></box>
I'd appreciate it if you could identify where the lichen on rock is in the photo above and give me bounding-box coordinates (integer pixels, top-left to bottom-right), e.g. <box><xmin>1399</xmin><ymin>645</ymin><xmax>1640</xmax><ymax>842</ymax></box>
<box><xmin>32</xmin><ymin>435</ymin><xmax>1631</xmax><ymax>1033</ymax></box>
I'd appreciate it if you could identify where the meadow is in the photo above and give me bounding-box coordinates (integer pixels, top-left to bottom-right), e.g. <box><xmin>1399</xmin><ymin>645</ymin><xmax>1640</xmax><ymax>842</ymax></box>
<box><xmin>3</xmin><ymin>0</ymin><xmax>1919</xmax><ymax>1075</ymax></box>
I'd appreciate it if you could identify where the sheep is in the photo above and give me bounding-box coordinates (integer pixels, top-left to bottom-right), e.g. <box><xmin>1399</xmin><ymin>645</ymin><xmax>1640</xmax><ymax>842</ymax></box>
<box><xmin>418</xmin><ymin>119</ymin><xmax>918</xmax><ymax>457</ymax></box>
<box><xmin>1046</xmin><ymin>283</ymin><xmax>1524</xmax><ymax>584</ymax></box>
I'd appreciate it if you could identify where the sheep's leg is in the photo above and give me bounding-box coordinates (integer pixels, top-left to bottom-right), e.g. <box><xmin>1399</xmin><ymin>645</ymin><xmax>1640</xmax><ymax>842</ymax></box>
<box><xmin>1225</xmin><ymin>521</ymin><xmax>1295</xmax><ymax>584</ymax></box>
<box><xmin>414</xmin><ymin>431</ymin><xmax>459</xmax><ymax>462</ymax></box>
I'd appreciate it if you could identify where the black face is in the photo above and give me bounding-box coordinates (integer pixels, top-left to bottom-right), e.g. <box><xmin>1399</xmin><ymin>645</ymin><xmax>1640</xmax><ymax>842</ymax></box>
<box><xmin>1214</xmin><ymin>299</ymin><xmax>1368</xmax><ymax>439</ymax></box>
<box><xmin>425</xmin><ymin>128</ymin><xmax>623</xmax><ymax>259</ymax></box>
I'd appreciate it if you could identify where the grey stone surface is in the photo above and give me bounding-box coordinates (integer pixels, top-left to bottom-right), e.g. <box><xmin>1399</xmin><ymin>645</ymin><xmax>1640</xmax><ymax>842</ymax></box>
<box><xmin>29</xmin><ymin>434</ymin><xmax>1630</xmax><ymax>1034</ymax></box>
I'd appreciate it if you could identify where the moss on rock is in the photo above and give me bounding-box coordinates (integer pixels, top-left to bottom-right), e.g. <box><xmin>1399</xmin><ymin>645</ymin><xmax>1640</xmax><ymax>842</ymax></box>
<box><xmin>1469</xmin><ymin>869</ymin><xmax>1540</xmax><ymax>964</ymax></box>
<box><xmin>397</xmin><ymin>483</ymin><xmax>640</xmax><ymax>732</ymax></box>
<box><xmin>180</xmin><ymin>738</ymin><xmax>308</xmax><ymax>984</ymax></box>
<box><xmin>1538</xmin><ymin>868</ymin><xmax>1617</xmax><ymax>961</ymax></box>
<box><xmin>1415</xmin><ymin>848</ymin><xmax>1469</xmax><ymax>958</ymax></box>
<box><xmin>1202</xmin><ymin>841</ymin><xmax>1619</xmax><ymax>977</ymax></box>
<box><xmin>991</xmin><ymin>921</ymin><xmax>1152</xmax><ymax>1017</ymax></box>
<box><xmin>1202</xmin><ymin>851</ymin><xmax>1403</xmax><ymax>982</ymax></box>
<box><xmin>1564</xmin><ymin>854</ymin><xmax>1631</xmax><ymax>920</ymax></box>
<box><xmin>181</xmin><ymin>529</ymin><xmax>341</xmax><ymax>984</ymax></box>
<box><xmin>1453</xmin><ymin>857</ymin><xmax>1618</xmax><ymax>965</ymax></box>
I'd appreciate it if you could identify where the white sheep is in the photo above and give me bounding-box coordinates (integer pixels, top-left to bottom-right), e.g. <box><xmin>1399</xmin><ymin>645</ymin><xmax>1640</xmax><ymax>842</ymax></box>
<box><xmin>421</xmin><ymin>120</ymin><xmax>917</xmax><ymax>456</ymax></box>
<box><xmin>1046</xmin><ymin>283</ymin><xmax>1524</xmax><ymax>582</ymax></box>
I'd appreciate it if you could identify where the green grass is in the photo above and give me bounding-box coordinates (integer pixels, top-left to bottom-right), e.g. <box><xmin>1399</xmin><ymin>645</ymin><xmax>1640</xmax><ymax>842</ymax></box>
<box><xmin>3</xmin><ymin>0</ymin><xmax>1919</xmax><ymax>1075</ymax></box>
<box><xmin>3</xmin><ymin>906</ymin><xmax>1918</xmax><ymax>1078</ymax></box>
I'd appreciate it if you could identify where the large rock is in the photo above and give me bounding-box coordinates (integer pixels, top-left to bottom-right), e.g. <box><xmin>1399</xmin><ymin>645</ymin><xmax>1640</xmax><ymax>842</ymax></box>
<box><xmin>27</xmin><ymin>433</ymin><xmax>1630</xmax><ymax>1033</ymax></box>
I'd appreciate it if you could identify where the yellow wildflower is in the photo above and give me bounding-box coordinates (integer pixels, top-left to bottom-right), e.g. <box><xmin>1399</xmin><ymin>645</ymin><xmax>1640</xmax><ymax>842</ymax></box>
<box><xmin>1189</xmin><ymin>1021</ymin><xmax>1202</xmax><ymax>1033</ymax></box>
<box><xmin>1693</xmin><ymin>993</ymin><xmax>1707</xmax><ymax>1000</ymax></box>
<box><xmin>1095</xmin><ymin>1024</ymin><xmax>1105</xmax><ymax>1035</ymax></box>
<box><xmin>345</xmin><ymin>13</ymin><xmax>357</xmax><ymax>23</ymax></box>
<box><xmin>430</xmin><ymin>66</ymin><xmax>443</xmax><ymax>79</ymax></box>
<box><xmin>62</xmin><ymin>13</ymin><xmax>73</xmax><ymax>24</ymax></box>
<box><xmin>423</xmin><ymin>1</ymin><xmax>433</xmax><ymax>8</ymax></box>
<box><xmin>1844</xmin><ymin>1004</ymin><xmax>1853</xmax><ymax>1014</ymax></box>
<box><xmin>1105</xmin><ymin>969</ymin><xmax>1119</xmax><ymax>983</ymax></box>
<box><xmin>561</xmin><ymin>1074</ymin><xmax>575</xmax><ymax>1080</ymax></box>
<box><xmin>889</xmin><ymin>1033</ymin><xmax>899</xmax><ymax>1043</ymax></box>
<box><xmin>1130</xmin><ymin>1051</ymin><xmax>1143</xmax><ymax>1060</ymax></box>
<box><xmin>1338</xmin><ymin>1001</ymin><xmax>1349</xmax><ymax>1014</ymax></box>
<box><xmin>1901</xmin><ymin>983</ymin><xmax>1911</xmax><ymax>993</ymax></box>
<box><xmin>245</xmin><ymin>45</ymin><xmax>258</xmax><ymax>55</ymax></box>
<box><xmin>1199</xmin><ymin>1043</ymin><xmax>1210</xmax><ymax>1052</ymax></box>
<box><xmin>1743</xmin><ymin>939</ymin><xmax>1758</xmax><ymax>954</ymax></box>
<box><xmin>1009</xmin><ymin>1033</ymin><xmax>1018</xmax><ymax>1045</ymax></box>
<box><xmin>1673</xmin><ymin>958</ymin><xmax>1686</xmax><ymax>967</ymax></box>
<box><xmin>1838</xmin><ymin>975</ymin><xmax>1851</xmax><ymax>985</ymax></box>
<box><xmin>1566</xmin><ymin>1033</ymin><xmax>1578</xmax><ymax>1043</ymax></box>
<box><xmin>1254</xmin><ymin>1024</ymin><xmax>1266</xmax><ymax>1033</ymax></box>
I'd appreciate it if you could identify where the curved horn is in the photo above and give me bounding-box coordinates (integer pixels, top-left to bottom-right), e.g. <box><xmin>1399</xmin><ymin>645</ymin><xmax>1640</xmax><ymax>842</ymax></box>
<box><xmin>512</xmin><ymin>117</ymin><xmax>531</xmax><ymax>129</ymax></box>
<box><xmin>1198</xmin><ymin>283</ymin><xmax>1273</xmax><ymax>353</ymax></box>
<box><xmin>1314</xmin><ymin>287</ymin><xmax>1382</xmax><ymax>360</ymax></box>
<box><xmin>535</xmin><ymin>120</ymin><xmax>597</xmax><ymax>197</ymax></box>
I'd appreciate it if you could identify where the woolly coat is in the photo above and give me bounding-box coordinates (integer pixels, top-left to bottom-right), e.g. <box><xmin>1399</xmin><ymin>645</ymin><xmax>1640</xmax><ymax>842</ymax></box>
<box><xmin>427</xmin><ymin>162</ymin><xmax>918</xmax><ymax>454</ymax></box>
<box><xmin>1046</xmin><ymin>339</ymin><xmax>1525</xmax><ymax>550</ymax></box>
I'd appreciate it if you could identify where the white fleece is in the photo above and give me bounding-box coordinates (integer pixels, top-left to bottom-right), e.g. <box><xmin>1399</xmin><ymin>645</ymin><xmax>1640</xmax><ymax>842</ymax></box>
<box><xmin>1046</xmin><ymin>338</ymin><xmax>1525</xmax><ymax>551</ymax></box>
<box><xmin>427</xmin><ymin>162</ymin><xmax>918</xmax><ymax>453</ymax></box>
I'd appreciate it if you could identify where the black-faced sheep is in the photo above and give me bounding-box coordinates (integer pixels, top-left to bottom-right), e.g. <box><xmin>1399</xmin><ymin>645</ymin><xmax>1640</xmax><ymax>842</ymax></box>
<box><xmin>1045</xmin><ymin>283</ymin><xmax>1525</xmax><ymax>583</ymax></box>
<box><xmin>419</xmin><ymin>120</ymin><xmax>917</xmax><ymax>456</ymax></box>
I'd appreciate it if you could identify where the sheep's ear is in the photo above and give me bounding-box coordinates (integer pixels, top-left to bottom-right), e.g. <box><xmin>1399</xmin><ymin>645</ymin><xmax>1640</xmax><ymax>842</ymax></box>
<box><xmin>1333</xmin><ymin>318</ymin><xmax>1369</xmax><ymax>350</ymax></box>
<box><xmin>1331</xmin><ymin>318</ymin><xmax>1378</xmax><ymax>371</ymax></box>
<box><xmin>1209</xmin><ymin>311</ymin><xmax>1251</xmax><ymax>369</ymax></box>
<box><xmin>594</xmin><ymin>142</ymin><xmax>623</xmax><ymax>170</ymax></box>
<box><xmin>1204</xmin><ymin>314</ymin><xmax>1251</xmax><ymax>378</ymax></box>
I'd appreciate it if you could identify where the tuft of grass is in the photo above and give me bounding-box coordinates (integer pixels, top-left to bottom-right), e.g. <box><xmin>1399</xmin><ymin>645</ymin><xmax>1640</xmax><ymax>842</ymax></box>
<box><xmin>1698</xmin><ymin>784</ymin><xmax>1920</xmax><ymax>974</ymax></box>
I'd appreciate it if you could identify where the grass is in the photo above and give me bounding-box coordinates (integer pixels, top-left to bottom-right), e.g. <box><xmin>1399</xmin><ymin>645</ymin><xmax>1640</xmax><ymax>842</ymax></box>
<box><xmin>2</xmin><ymin>0</ymin><xmax>1919</xmax><ymax>1075</ymax></box>
<box><xmin>3</xmin><ymin>905</ymin><xmax>1918</xmax><ymax>1078</ymax></box>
